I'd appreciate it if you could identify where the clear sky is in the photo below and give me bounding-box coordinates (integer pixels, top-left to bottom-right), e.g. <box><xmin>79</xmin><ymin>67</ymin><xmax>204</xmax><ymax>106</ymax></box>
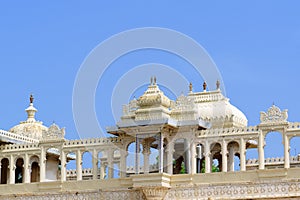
<box><xmin>0</xmin><ymin>1</ymin><xmax>300</xmax><ymax>160</ymax></box>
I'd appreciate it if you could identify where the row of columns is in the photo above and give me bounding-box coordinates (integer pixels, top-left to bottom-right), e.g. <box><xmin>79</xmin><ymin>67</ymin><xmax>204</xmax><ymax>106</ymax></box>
<box><xmin>202</xmin><ymin>138</ymin><xmax>247</xmax><ymax>173</ymax></box>
<box><xmin>60</xmin><ymin>148</ymin><xmax>123</xmax><ymax>181</ymax></box>
<box><xmin>0</xmin><ymin>154</ymin><xmax>38</xmax><ymax>184</ymax></box>
<box><xmin>133</xmin><ymin>136</ymin><xmax>247</xmax><ymax>175</ymax></box>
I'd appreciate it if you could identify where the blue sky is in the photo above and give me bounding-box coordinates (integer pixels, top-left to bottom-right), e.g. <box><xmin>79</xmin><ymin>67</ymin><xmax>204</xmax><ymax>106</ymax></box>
<box><xmin>1</xmin><ymin>1</ymin><xmax>300</xmax><ymax>159</ymax></box>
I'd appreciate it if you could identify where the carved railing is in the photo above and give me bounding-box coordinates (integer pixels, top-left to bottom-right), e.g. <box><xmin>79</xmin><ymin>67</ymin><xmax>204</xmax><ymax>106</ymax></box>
<box><xmin>0</xmin><ymin>129</ymin><xmax>38</xmax><ymax>144</ymax></box>
<box><xmin>197</xmin><ymin>126</ymin><xmax>259</xmax><ymax>137</ymax></box>
<box><xmin>0</xmin><ymin>143</ymin><xmax>39</xmax><ymax>151</ymax></box>
<box><xmin>64</xmin><ymin>137</ymin><xmax>122</xmax><ymax>146</ymax></box>
<box><xmin>65</xmin><ymin>164</ymin><xmax>159</xmax><ymax>180</ymax></box>
<box><xmin>287</xmin><ymin>122</ymin><xmax>300</xmax><ymax>132</ymax></box>
<box><xmin>246</xmin><ymin>155</ymin><xmax>300</xmax><ymax>166</ymax></box>
<box><xmin>191</xmin><ymin>91</ymin><xmax>224</xmax><ymax>103</ymax></box>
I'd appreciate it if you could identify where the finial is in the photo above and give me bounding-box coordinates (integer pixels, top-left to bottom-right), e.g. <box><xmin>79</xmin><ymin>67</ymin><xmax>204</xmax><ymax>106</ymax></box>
<box><xmin>154</xmin><ymin>76</ymin><xmax>157</xmax><ymax>84</ymax></box>
<box><xmin>216</xmin><ymin>80</ymin><xmax>220</xmax><ymax>90</ymax></box>
<box><xmin>25</xmin><ymin>94</ymin><xmax>37</xmax><ymax>122</ymax></box>
<box><xmin>30</xmin><ymin>94</ymin><xmax>34</xmax><ymax>104</ymax></box>
<box><xmin>203</xmin><ymin>81</ymin><xmax>207</xmax><ymax>91</ymax></box>
<box><xmin>189</xmin><ymin>82</ymin><xmax>193</xmax><ymax>92</ymax></box>
<box><xmin>150</xmin><ymin>77</ymin><xmax>153</xmax><ymax>85</ymax></box>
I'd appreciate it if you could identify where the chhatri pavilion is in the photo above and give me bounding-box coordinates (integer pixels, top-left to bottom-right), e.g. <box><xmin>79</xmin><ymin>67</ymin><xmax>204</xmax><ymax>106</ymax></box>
<box><xmin>0</xmin><ymin>78</ymin><xmax>299</xmax><ymax>200</ymax></box>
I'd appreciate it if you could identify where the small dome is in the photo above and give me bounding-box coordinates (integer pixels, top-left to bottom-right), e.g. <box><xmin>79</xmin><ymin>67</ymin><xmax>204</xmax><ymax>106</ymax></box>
<box><xmin>9</xmin><ymin>121</ymin><xmax>48</xmax><ymax>140</ymax></box>
<box><xmin>9</xmin><ymin>95</ymin><xmax>48</xmax><ymax>140</ymax></box>
<box><xmin>190</xmin><ymin>90</ymin><xmax>248</xmax><ymax>128</ymax></box>
<box><xmin>137</xmin><ymin>77</ymin><xmax>172</xmax><ymax>108</ymax></box>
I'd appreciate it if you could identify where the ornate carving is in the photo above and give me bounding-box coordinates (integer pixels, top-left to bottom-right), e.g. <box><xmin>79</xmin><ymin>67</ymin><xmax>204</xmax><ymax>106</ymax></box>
<box><xmin>165</xmin><ymin>181</ymin><xmax>300</xmax><ymax>200</ymax></box>
<box><xmin>42</xmin><ymin>123</ymin><xmax>65</xmax><ymax>140</ymax></box>
<box><xmin>142</xmin><ymin>187</ymin><xmax>169</xmax><ymax>200</ymax></box>
<box><xmin>260</xmin><ymin>105</ymin><xmax>288</xmax><ymax>124</ymax></box>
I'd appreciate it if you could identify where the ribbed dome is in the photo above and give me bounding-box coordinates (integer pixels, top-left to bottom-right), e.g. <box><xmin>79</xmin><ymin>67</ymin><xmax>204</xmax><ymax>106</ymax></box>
<box><xmin>9</xmin><ymin>122</ymin><xmax>48</xmax><ymax>140</ymax></box>
<box><xmin>189</xmin><ymin>90</ymin><xmax>248</xmax><ymax>128</ymax></box>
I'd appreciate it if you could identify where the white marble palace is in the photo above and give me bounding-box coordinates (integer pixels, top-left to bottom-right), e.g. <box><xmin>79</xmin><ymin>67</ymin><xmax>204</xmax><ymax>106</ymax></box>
<box><xmin>0</xmin><ymin>78</ymin><xmax>300</xmax><ymax>200</ymax></box>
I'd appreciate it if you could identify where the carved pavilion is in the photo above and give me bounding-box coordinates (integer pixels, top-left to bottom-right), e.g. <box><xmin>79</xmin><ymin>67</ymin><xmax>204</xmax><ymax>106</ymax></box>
<box><xmin>0</xmin><ymin>80</ymin><xmax>299</xmax><ymax>200</ymax></box>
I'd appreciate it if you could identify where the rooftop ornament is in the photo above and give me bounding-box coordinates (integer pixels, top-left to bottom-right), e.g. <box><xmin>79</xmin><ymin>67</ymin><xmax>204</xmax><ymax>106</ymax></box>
<box><xmin>203</xmin><ymin>81</ymin><xmax>207</xmax><ymax>91</ymax></box>
<box><xmin>260</xmin><ymin>104</ymin><xmax>288</xmax><ymax>124</ymax></box>
<box><xmin>216</xmin><ymin>80</ymin><xmax>220</xmax><ymax>90</ymax></box>
<box><xmin>189</xmin><ymin>82</ymin><xmax>193</xmax><ymax>92</ymax></box>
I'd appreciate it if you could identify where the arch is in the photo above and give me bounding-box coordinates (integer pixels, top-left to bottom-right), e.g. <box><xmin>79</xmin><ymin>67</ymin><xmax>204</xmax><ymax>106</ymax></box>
<box><xmin>1</xmin><ymin>158</ymin><xmax>9</xmax><ymax>184</ymax></box>
<box><xmin>30</xmin><ymin>155</ymin><xmax>40</xmax><ymax>183</ymax></box>
<box><xmin>15</xmin><ymin>158</ymin><xmax>24</xmax><ymax>183</ymax></box>
<box><xmin>66</xmin><ymin>152</ymin><xmax>76</xmax><ymax>181</ymax></box>
<box><xmin>264</xmin><ymin>131</ymin><xmax>284</xmax><ymax>169</ymax></box>
<box><xmin>246</xmin><ymin>139</ymin><xmax>259</xmax><ymax>171</ymax></box>
<box><xmin>30</xmin><ymin>162</ymin><xmax>40</xmax><ymax>182</ymax></box>
<box><xmin>227</xmin><ymin>141</ymin><xmax>240</xmax><ymax>172</ymax></box>
<box><xmin>29</xmin><ymin>155</ymin><xmax>39</xmax><ymax>166</ymax></box>
<box><xmin>196</xmin><ymin>143</ymin><xmax>205</xmax><ymax>173</ymax></box>
<box><xmin>82</xmin><ymin>151</ymin><xmax>93</xmax><ymax>169</ymax></box>
<box><xmin>210</xmin><ymin>142</ymin><xmax>221</xmax><ymax>173</ymax></box>
<box><xmin>126</xmin><ymin>142</ymin><xmax>143</xmax><ymax>175</ymax></box>
<box><xmin>173</xmin><ymin>138</ymin><xmax>188</xmax><ymax>174</ymax></box>
<box><xmin>144</xmin><ymin>137</ymin><xmax>160</xmax><ymax>174</ymax></box>
<box><xmin>125</xmin><ymin>140</ymin><xmax>136</xmax><ymax>152</ymax></box>
<box><xmin>45</xmin><ymin>148</ymin><xmax>60</xmax><ymax>181</ymax></box>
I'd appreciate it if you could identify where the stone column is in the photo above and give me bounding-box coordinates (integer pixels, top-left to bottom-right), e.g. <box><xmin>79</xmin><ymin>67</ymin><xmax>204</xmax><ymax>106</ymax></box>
<box><xmin>40</xmin><ymin>147</ymin><xmax>46</xmax><ymax>182</ymax></box>
<box><xmin>120</xmin><ymin>151</ymin><xmax>127</xmax><ymax>178</ymax></box>
<box><xmin>284</xmin><ymin>133</ymin><xmax>290</xmax><ymax>169</ymax></box>
<box><xmin>24</xmin><ymin>153</ymin><xmax>30</xmax><ymax>183</ymax></box>
<box><xmin>204</xmin><ymin>141</ymin><xmax>211</xmax><ymax>173</ymax></box>
<box><xmin>228</xmin><ymin>145</ymin><xmax>234</xmax><ymax>172</ymax></box>
<box><xmin>108</xmin><ymin>153</ymin><xmax>114</xmax><ymax>179</ymax></box>
<box><xmin>135</xmin><ymin>136</ymin><xmax>140</xmax><ymax>174</ymax></box>
<box><xmin>100</xmin><ymin>163</ymin><xmax>106</xmax><ymax>179</ymax></box>
<box><xmin>258</xmin><ymin>132</ymin><xmax>265</xmax><ymax>170</ymax></box>
<box><xmin>166</xmin><ymin>144</ymin><xmax>174</xmax><ymax>175</ymax></box>
<box><xmin>143</xmin><ymin>143</ymin><xmax>150</xmax><ymax>174</ymax></box>
<box><xmin>76</xmin><ymin>150</ymin><xmax>82</xmax><ymax>181</ymax></box>
<box><xmin>92</xmin><ymin>149</ymin><xmax>98</xmax><ymax>180</ymax></box>
<box><xmin>185</xmin><ymin>140</ymin><xmax>191</xmax><ymax>174</ymax></box>
<box><xmin>9</xmin><ymin>155</ymin><xmax>15</xmax><ymax>184</ymax></box>
<box><xmin>60</xmin><ymin>151</ymin><xmax>66</xmax><ymax>182</ymax></box>
<box><xmin>157</xmin><ymin>133</ymin><xmax>164</xmax><ymax>173</ymax></box>
<box><xmin>240</xmin><ymin>138</ymin><xmax>246</xmax><ymax>171</ymax></box>
<box><xmin>221</xmin><ymin>140</ymin><xmax>228</xmax><ymax>172</ymax></box>
<box><xmin>190</xmin><ymin>142</ymin><xmax>197</xmax><ymax>174</ymax></box>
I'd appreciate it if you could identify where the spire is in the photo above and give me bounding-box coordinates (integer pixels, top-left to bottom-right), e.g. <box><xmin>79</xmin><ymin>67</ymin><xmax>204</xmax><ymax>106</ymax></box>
<box><xmin>25</xmin><ymin>94</ymin><xmax>37</xmax><ymax>122</ymax></box>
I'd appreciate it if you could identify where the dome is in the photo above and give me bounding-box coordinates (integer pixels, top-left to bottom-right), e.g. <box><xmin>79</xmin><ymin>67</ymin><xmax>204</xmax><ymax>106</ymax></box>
<box><xmin>9</xmin><ymin>121</ymin><xmax>48</xmax><ymax>140</ymax></box>
<box><xmin>189</xmin><ymin>89</ymin><xmax>248</xmax><ymax>128</ymax></box>
<box><xmin>9</xmin><ymin>95</ymin><xmax>48</xmax><ymax>140</ymax></box>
